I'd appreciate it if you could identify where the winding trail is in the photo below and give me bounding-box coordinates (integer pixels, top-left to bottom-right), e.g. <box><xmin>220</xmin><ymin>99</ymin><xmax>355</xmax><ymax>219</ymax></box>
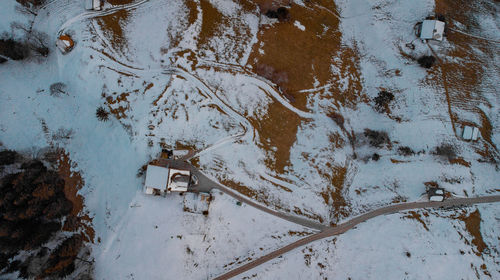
<box><xmin>52</xmin><ymin>2</ymin><xmax>500</xmax><ymax>279</ymax></box>
<box><xmin>213</xmin><ymin>195</ymin><xmax>500</xmax><ymax>280</ymax></box>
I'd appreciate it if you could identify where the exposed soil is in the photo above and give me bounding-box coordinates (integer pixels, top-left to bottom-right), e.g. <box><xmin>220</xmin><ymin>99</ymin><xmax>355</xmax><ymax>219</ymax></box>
<box><xmin>106</xmin><ymin>92</ymin><xmax>131</xmax><ymax>119</ymax></box>
<box><xmin>96</xmin><ymin>9</ymin><xmax>130</xmax><ymax>54</ymax></box>
<box><xmin>56</xmin><ymin>151</ymin><xmax>95</xmax><ymax>243</ymax></box>
<box><xmin>196</xmin><ymin>0</ymin><xmax>257</xmax><ymax>62</ymax></box>
<box><xmin>249</xmin><ymin>0</ymin><xmax>364</xmax><ymax>109</ymax></box>
<box><xmin>403</xmin><ymin>211</ymin><xmax>429</xmax><ymax>231</ymax></box>
<box><xmin>457</xmin><ymin>209</ymin><xmax>488</xmax><ymax>256</ymax></box>
<box><xmin>318</xmin><ymin>164</ymin><xmax>349</xmax><ymax>223</ymax></box>
<box><xmin>249</xmin><ymin>101</ymin><xmax>304</xmax><ymax>173</ymax></box>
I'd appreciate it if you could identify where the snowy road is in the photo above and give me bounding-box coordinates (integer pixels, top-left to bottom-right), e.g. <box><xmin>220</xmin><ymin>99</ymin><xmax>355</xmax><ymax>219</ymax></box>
<box><xmin>158</xmin><ymin>157</ymin><xmax>327</xmax><ymax>230</ymax></box>
<box><xmin>213</xmin><ymin>195</ymin><xmax>500</xmax><ymax>280</ymax></box>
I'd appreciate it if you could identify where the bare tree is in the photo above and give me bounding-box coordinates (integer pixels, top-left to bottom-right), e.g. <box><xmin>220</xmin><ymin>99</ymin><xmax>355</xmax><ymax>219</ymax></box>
<box><xmin>52</xmin><ymin>128</ymin><xmax>73</xmax><ymax>143</ymax></box>
<box><xmin>49</xmin><ymin>83</ymin><xmax>68</xmax><ymax>97</ymax></box>
<box><xmin>11</xmin><ymin>23</ymin><xmax>49</xmax><ymax>57</ymax></box>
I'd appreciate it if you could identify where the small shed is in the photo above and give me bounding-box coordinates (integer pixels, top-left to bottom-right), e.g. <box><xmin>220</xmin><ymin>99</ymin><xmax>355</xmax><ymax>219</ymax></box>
<box><xmin>418</xmin><ymin>20</ymin><xmax>445</xmax><ymax>41</ymax></box>
<box><xmin>85</xmin><ymin>0</ymin><xmax>102</xmax><ymax>11</ymax></box>
<box><xmin>462</xmin><ymin>125</ymin><xmax>479</xmax><ymax>141</ymax></box>
<box><xmin>144</xmin><ymin>165</ymin><xmax>170</xmax><ymax>195</ymax></box>
<box><xmin>428</xmin><ymin>187</ymin><xmax>445</xmax><ymax>202</ymax></box>
<box><xmin>56</xmin><ymin>35</ymin><xmax>74</xmax><ymax>54</ymax></box>
<box><xmin>167</xmin><ymin>168</ymin><xmax>191</xmax><ymax>192</ymax></box>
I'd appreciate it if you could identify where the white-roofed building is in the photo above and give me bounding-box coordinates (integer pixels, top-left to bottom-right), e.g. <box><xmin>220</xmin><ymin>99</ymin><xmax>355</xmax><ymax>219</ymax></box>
<box><xmin>144</xmin><ymin>165</ymin><xmax>170</xmax><ymax>195</ymax></box>
<box><xmin>462</xmin><ymin>125</ymin><xmax>479</xmax><ymax>141</ymax></box>
<box><xmin>144</xmin><ymin>164</ymin><xmax>192</xmax><ymax>195</ymax></box>
<box><xmin>85</xmin><ymin>0</ymin><xmax>102</xmax><ymax>11</ymax></box>
<box><xmin>418</xmin><ymin>20</ymin><xmax>445</xmax><ymax>41</ymax></box>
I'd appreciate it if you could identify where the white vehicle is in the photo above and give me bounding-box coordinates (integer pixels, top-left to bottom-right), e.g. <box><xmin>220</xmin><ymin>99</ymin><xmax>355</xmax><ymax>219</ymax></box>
<box><xmin>429</xmin><ymin>195</ymin><xmax>444</xmax><ymax>202</ymax></box>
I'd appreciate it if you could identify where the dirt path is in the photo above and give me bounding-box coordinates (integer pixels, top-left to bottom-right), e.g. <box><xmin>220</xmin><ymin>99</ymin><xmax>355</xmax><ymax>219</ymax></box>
<box><xmin>213</xmin><ymin>195</ymin><xmax>500</xmax><ymax>280</ymax></box>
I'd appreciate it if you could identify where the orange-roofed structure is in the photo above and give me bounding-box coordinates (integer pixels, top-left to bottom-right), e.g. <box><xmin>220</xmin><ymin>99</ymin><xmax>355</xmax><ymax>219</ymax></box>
<box><xmin>56</xmin><ymin>35</ymin><xmax>75</xmax><ymax>54</ymax></box>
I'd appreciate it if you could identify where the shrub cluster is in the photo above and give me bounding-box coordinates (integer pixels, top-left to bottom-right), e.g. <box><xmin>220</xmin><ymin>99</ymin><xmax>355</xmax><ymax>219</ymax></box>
<box><xmin>433</xmin><ymin>143</ymin><xmax>456</xmax><ymax>160</ymax></box>
<box><xmin>374</xmin><ymin>91</ymin><xmax>394</xmax><ymax>112</ymax></box>
<box><xmin>265</xmin><ymin>7</ymin><xmax>290</xmax><ymax>22</ymax></box>
<box><xmin>417</xmin><ymin>55</ymin><xmax>436</xmax><ymax>68</ymax></box>
<box><xmin>364</xmin><ymin>129</ymin><xmax>390</xmax><ymax>148</ymax></box>
<box><xmin>397</xmin><ymin>146</ymin><xmax>415</xmax><ymax>156</ymax></box>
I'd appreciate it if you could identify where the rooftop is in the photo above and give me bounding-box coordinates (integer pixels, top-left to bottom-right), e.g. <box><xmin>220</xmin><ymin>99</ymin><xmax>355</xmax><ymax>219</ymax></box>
<box><xmin>420</xmin><ymin>20</ymin><xmax>445</xmax><ymax>41</ymax></box>
<box><xmin>144</xmin><ymin>165</ymin><xmax>170</xmax><ymax>191</ymax></box>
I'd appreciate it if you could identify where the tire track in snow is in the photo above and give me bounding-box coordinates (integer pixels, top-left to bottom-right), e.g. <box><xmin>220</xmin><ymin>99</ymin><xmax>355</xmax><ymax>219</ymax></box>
<box><xmin>198</xmin><ymin>60</ymin><xmax>315</xmax><ymax>119</ymax></box>
<box><xmin>56</xmin><ymin>0</ymin><xmax>335</xmax><ymax>233</ymax></box>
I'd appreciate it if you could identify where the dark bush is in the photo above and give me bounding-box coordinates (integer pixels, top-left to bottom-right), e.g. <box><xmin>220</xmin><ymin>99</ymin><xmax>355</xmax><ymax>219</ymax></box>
<box><xmin>364</xmin><ymin>129</ymin><xmax>390</xmax><ymax>148</ymax></box>
<box><xmin>397</xmin><ymin>146</ymin><xmax>415</xmax><ymax>156</ymax></box>
<box><xmin>0</xmin><ymin>150</ymin><xmax>18</xmax><ymax>166</ymax></box>
<box><xmin>16</xmin><ymin>0</ymin><xmax>44</xmax><ymax>6</ymax></box>
<box><xmin>265</xmin><ymin>7</ymin><xmax>290</xmax><ymax>22</ymax></box>
<box><xmin>276</xmin><ymin>7</ymin><xmax>290</xmax><ymax>22</ymax></box>
<box><xmin>96</xmin><ymin>106</ymin><xmax>109</xmax><ymax>121</ymax></box>
<box><xmin>0</xmin><ymin>57</ymin><xmax>6</xmax><ymax>64</ymax></box>
<box><xmin>434</xmin><ymin>143</ymin><xmax>456</xmax><ymax>160</ymax></box>
<box><xmin>436</xmin><ymin>14</ymin><xmax>446</xmax><ymax>22</ymax></box>
<box><xmin>374</xmin><ymin>91</ymin><xmax>394</xmax><ymax>112</ymax></box>
<box><xmin>265</xmin><ymin>10</ymin><xmax>278</xmax><ymax>18</ymax></box>
<box><xmin>371</xmin><ymin>153</ymin><xmax>380</xmax><ymax>161</ymax></box>
<box><xmin>417</xmin><ymin>55</ymin><xmax>436</xmax><ymax>68</ymax></box>
<box><xmin>0</xmin><ymin>39</ymin><xmax>29</xmax><ymax>61</ymax></box>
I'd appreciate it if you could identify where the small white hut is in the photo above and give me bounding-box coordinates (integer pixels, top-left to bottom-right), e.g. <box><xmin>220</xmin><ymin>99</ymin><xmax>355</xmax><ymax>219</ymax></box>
<box><xmin>462</xmin><ymin>125</ymin><xmax>479</xmax><ymax>141</ymax></box>
<box><xmin>418</xmin><ymin>20</ymin><xmax>445</xmax><ymax>41</ymax></box>
<box><xmin>85</xmin><ymin>0</ymin><xmax>102</xmax><ymax>11</ymax></box>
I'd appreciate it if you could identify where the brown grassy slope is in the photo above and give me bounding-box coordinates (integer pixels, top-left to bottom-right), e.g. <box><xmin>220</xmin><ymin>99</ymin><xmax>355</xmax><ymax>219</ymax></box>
<box><xmin>432</xmin><ymin>0</ymin><xmax>499</xmax><ymax>159</ymax></box>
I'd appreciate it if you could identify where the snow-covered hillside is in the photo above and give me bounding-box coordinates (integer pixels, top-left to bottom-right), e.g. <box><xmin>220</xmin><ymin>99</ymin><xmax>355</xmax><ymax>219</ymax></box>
<box><xmin>1</xmin><ymin>0</ymin><xmax>499</xmax><ymax>278</ymax></box>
